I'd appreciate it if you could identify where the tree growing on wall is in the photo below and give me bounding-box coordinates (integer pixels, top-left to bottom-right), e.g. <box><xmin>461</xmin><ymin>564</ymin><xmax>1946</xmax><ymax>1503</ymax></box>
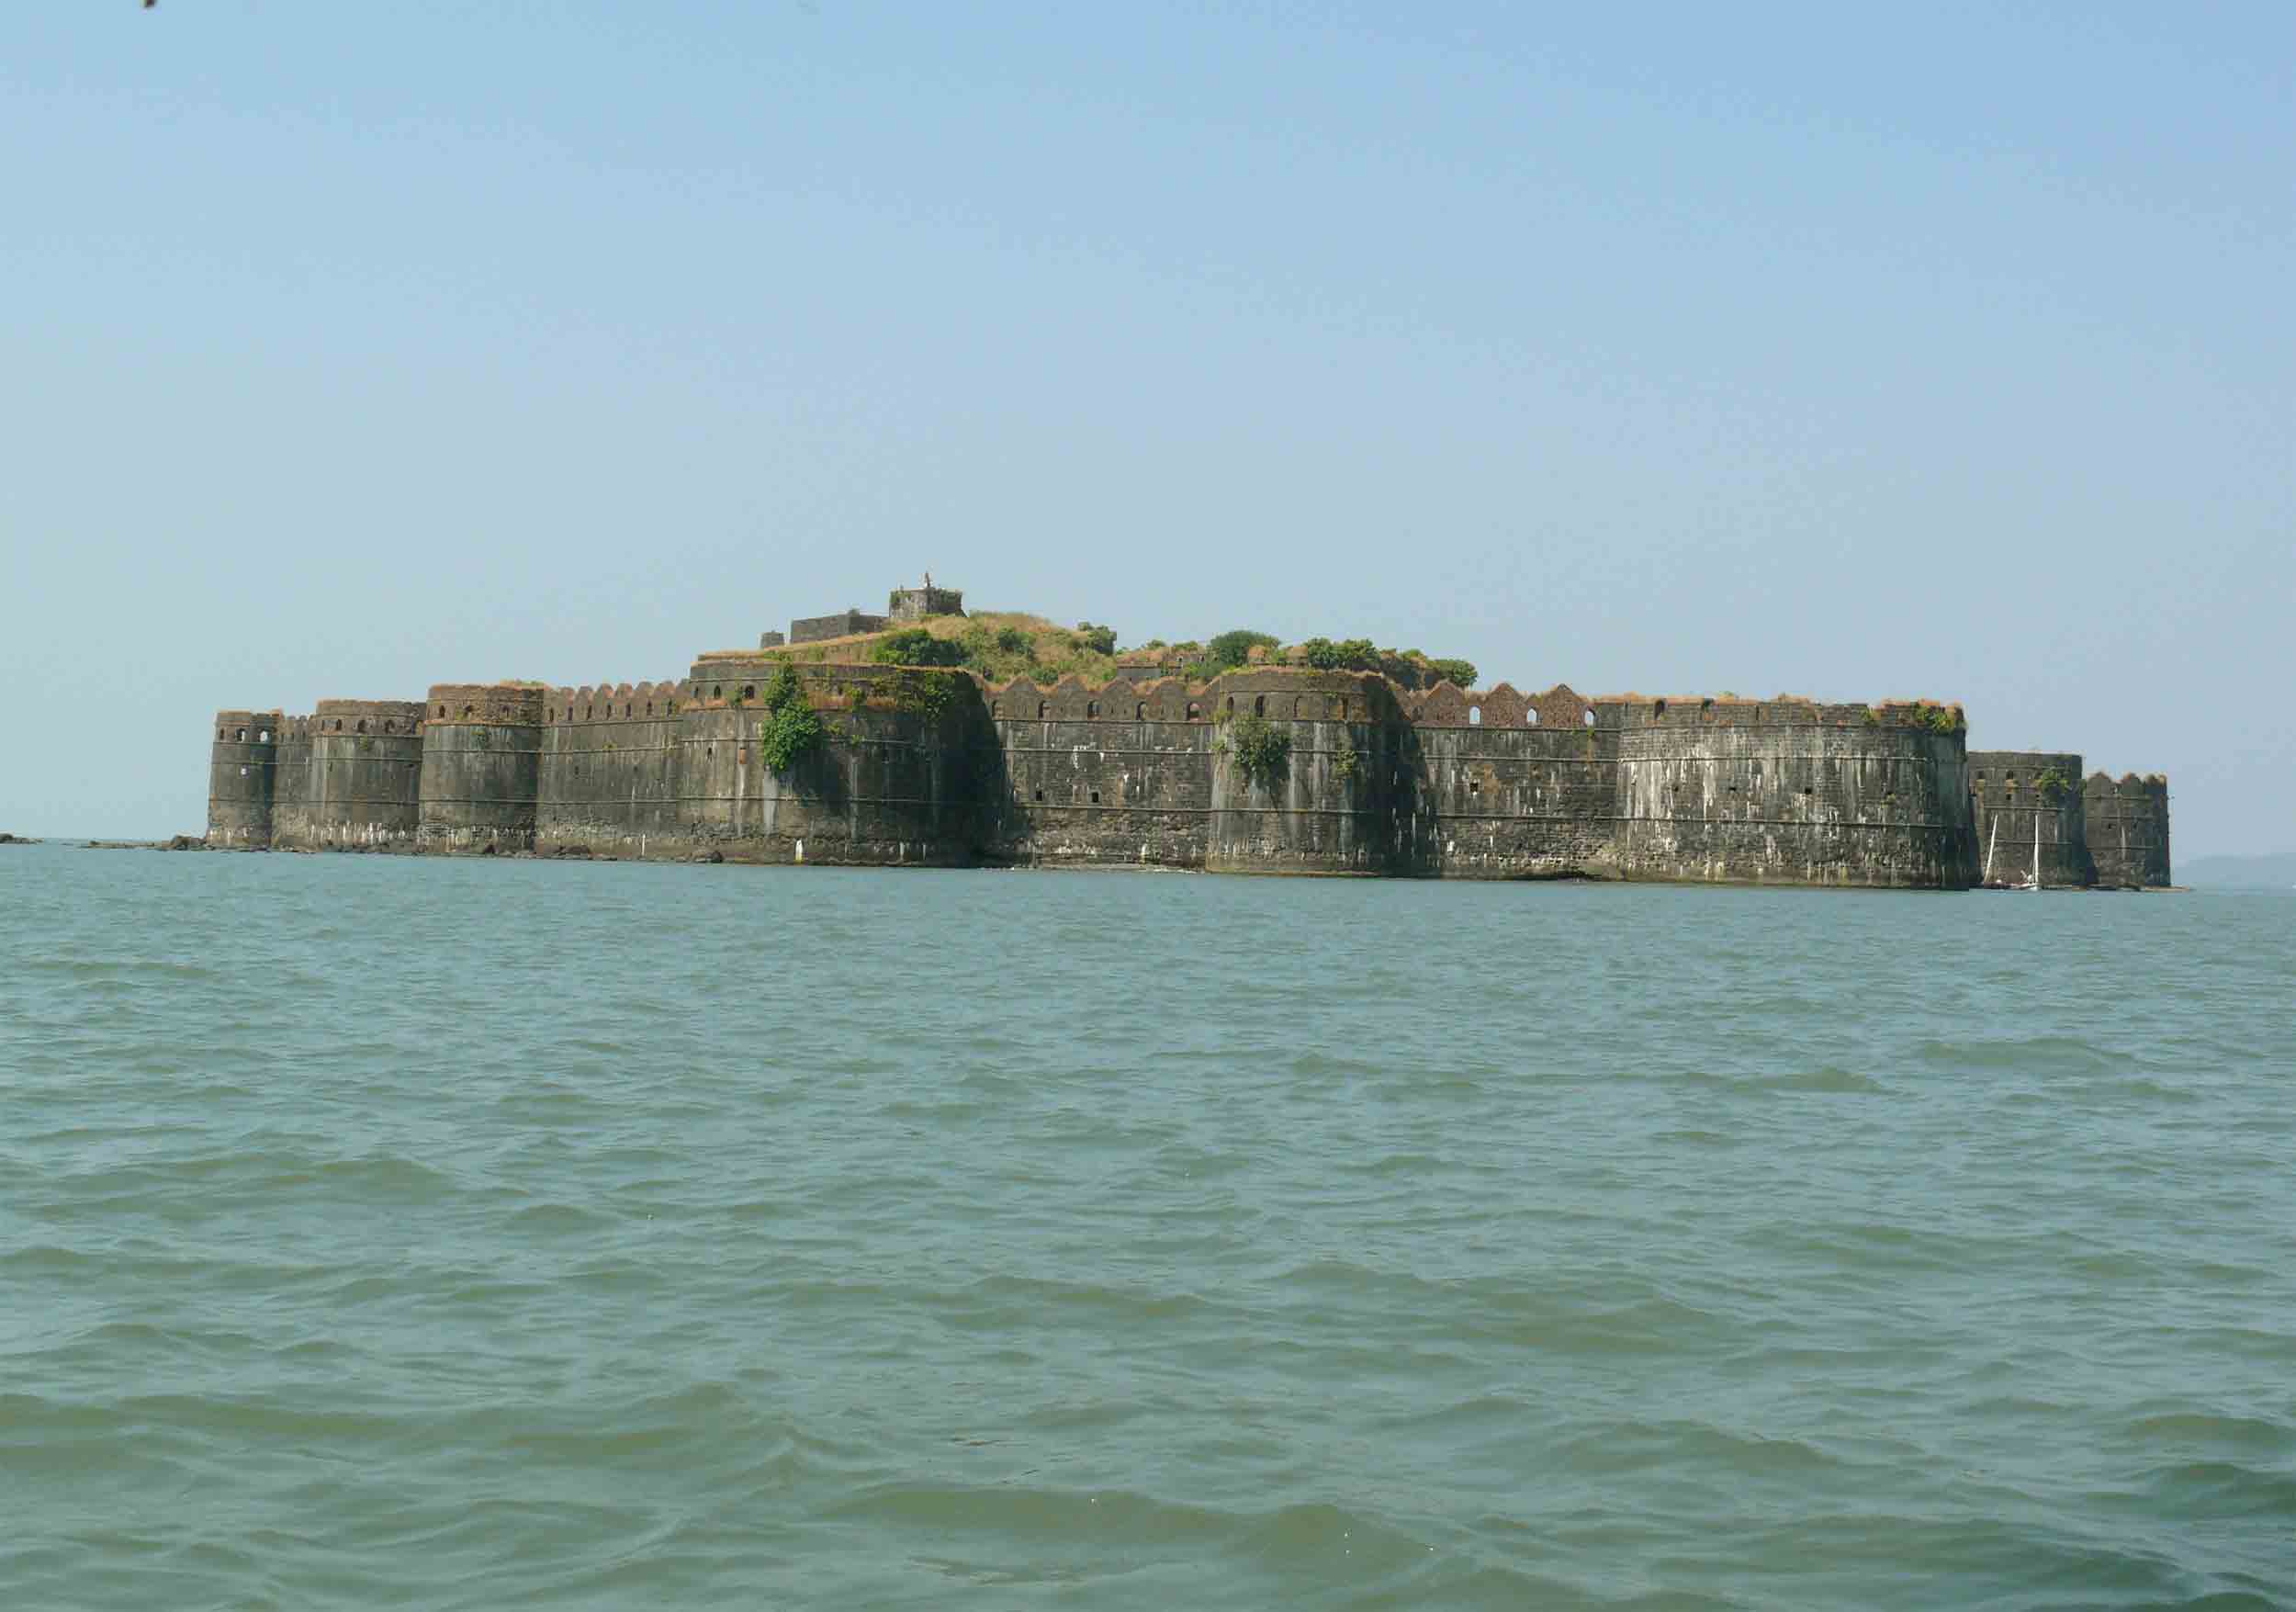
<box><xmin>757</xmin><ymin>665</ymin><xmax>825</xmax><ymax>772</ymax></box>
<box><xmin>1224</xmin><ymin>713</ymin><xmax>1292</xmax><ymax>793</ymax></box>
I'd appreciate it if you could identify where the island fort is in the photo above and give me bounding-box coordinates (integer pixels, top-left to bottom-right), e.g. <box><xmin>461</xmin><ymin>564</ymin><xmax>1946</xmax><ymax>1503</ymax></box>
<box><xmin>206</xmin><ymin>581</ymin><xmax>2170</xmax><ymax>889</ymax></box>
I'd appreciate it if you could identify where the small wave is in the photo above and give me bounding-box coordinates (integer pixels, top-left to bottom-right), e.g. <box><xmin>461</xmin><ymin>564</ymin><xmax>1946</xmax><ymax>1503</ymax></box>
<box><xmin>1911</xmin><ymin>1034</ymin><xmax>2124</xmax><ymax>1074</ymax></box>
<box><xmin>1750</xmin><ymin>1065</ymin><xmax>1884</xmax><ymax>1093</ymax></box>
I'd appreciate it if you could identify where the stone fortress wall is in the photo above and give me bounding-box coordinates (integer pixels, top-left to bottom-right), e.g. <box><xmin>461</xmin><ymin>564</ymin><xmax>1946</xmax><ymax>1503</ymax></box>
<box><xmin>207</xmin><ymin>585</ymin><xmax>2171</xmax><ymax>887</ymax></box>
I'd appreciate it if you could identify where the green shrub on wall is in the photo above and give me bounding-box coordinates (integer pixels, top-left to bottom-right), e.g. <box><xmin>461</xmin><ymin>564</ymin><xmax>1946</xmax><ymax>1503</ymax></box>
<box><xmin>757</xmin><ymin>665</ymin><xmax>825</xmax><ymax>772</ymax></box>
<box><xmin>1226</xmin><ymin>714</ymin><xmax>1292</xmax><ymax>792</ymax></box>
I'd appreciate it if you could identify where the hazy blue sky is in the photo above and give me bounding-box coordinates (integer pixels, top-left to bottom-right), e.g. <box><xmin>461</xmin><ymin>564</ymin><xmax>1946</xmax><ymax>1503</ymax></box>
<box><xmin>6</xmin><ymin>4</ymin><xmax>2289</xmax><ymax>852</ymax></box>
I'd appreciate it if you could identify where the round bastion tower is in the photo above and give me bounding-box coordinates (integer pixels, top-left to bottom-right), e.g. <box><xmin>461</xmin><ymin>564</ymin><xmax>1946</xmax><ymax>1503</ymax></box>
<box><xmin>417</xmin><ymin>684</ymin><xmax>546</xmax><ymax>851</ymax></box>
<box><xmin>208</xmin><ymin>710</ymin><xmax>284</xmax><ymax>848</ymax></box>
<box><xmin>280</xmin><ymin>699</ymin><xmax>429</xmax><ymax>851</ymax></box>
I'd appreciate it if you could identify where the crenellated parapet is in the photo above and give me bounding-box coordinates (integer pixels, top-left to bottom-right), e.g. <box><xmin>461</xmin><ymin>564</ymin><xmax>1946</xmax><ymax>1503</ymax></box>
<box><xmin>266</xmin><ymin>698</ymin><xmax>429</xmax><ymax>851</ymax></box>
<box><xmin>417</xmin><ymin>683</ymin><xmax>547</xmax><ymax>851</ymax></box>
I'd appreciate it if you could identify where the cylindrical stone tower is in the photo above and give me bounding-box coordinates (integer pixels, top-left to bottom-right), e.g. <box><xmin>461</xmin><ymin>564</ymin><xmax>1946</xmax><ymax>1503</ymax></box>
<box><xmin>1968</xmin><ymin>751</ymin><xmax>2095</xmax><ymax>887</ymax></box>
<box><xmin>2086</xmin><ymin>772</ymin><xmax>2172</xmax><ymax>888</ymax></box>
<box><xmin>276</xmin><ymin>699</ymin><xmax>428</xmax><ymax>851</ymax></box>
<box><xmin>418</xmin><ymin>684</ymin><xmax>546</xmax><ymax>851</ymax></box>
<box><xmin>207</xmin><ymin>710</ymin><xmax>284</xmax><ymax>848</ymax></box>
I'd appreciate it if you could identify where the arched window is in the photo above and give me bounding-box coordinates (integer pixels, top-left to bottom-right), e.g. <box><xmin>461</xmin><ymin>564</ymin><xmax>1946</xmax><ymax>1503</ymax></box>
<box><xmin>1136</xmin><ymin>702</ymin><xmax>1146</xmax><ymax>720</ymax></box>
<box><xmin>1086</xmin><ymin>700</ymin><xmax>1098</xmax><ymax>718</ymax></box>
<box><xmin>383</xmin><ymin>722</ymin><xmax>394</xmax><ymax>734</ymax></box>
<box><xmin>585</xmin><ymin>705</ymin><xmax>592</xmax><ymax>720</ymax></box>
<box><xmin>990</xmin><ymin>700</ymin><xmax>1002</xmax><ymax>719</ymax></box>
<box><xmin>1583</xmin><ymin>708</ymin><xmax>1596</xmax><ymax>727</ymax></box>
<box><xmin>1254</xmin><ymin>695</ymin><xmax>1266</xmax><ymax>717</ymax></box>
<box><xmin>646</xmin><ymin>702</ymin><xmax>653</xmax><ymax>716</ymax></box>
<box><xmin>1334</xmin><ymin>697</ymin><xmax>1348</xmax><ymax>721</ymax></box>
<box><xmin>1293</xmin><ymin>696</ymin><xmax>1304</xmax><ymax>716</ymax></box>
<box><xmin>1187</xmin><ymin>701</ymin><xmax>1201</xmax><ymax>720</ymax></box>
<box><xmin>218</xmin><ymin>727</ymin><xmax>225</xmax><ymax>740</ymax></box>
<box><xmin>1469</xmin><ymin>705</ymin><xmax>1481</xmax><ymax>727</ymax></box>
<box><xmin>712</xmin><ymin>684</ymin><xmax>723</xmax><ymax>699</ymax></box>
<box><xmin>742</xmin><ymin>686</ymin><xmax>755</xmax><ymax>702</ymax></box>
<box><xmin>464</xmin><ymin>705</ymin><xmax>476</xmax><ymax>718</ymax></box>
<box><xmin>1526</xmin><ymin>708</ymin><xmax>1539</xmax><ymax>727</ymax></box>
<box><xmin>356</xmin><ymin>720</ymin><xmax>367</xmax><ymax>734</ymax></box>
<box><xmin>235</xmin><ymin>727</ymin><xmax>246</xmax><ymax>741</ymax></box>
<box><xmin>1225</xmin><ymin>696</ymin><xmax>1236</xmax><ymax>716</ymax></box>
<box><xmin>1653</xmin><ymin>700</ymin><xmax>1667</xmax><ymax>716</ymax></box>
<box><xmin>438</xmin><ymin>705</ymin><xmax>446</xmax><ymax>716</ymax></box>
<box><xmin>547</xmin><ymin>709</ymin><xmax>556</xmax><ymax>722</ymax></box>
<box><xmin>1039</xmin><ymin>702</ymin><xmax>1050</xmax><ymax>719</ymax></box>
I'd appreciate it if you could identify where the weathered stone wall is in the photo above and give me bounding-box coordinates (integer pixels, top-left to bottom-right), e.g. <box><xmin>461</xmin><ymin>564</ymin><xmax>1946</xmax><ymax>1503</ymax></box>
<box><xmin>1609</xmin><ymin>708</ymin><xmax>1975</xmax><ymax>888</ymax></box>
<box><xmin>887</xmin><ymin>585</ymin><xmax>964</xmax><ymax>624</ymax></box>
<box><xmin>536</xmin><ymin>680</ymin><xmax>689</xmax><ymax>857</ymax></box>
<box><xmin>981</xmin><ymin>671</ymin><xmax>1395</xmax><ymax>872</ymax></box>
<box><xmin>671</xmin><ymin>659</ymin><xmax>983</xmax><ymax>864</ymax></box>
<box><xmin>273</xmin><ymin>700</ymin><xmax>426</xmax><ymax>851</ymax></box>
<box><xmin>273</xmin><ymin>715</ymin><xmax>313</xmax><ymax>840</ymax></box>
<box><xmin>418</xmin><ymin>684</ymin><xmax>546</xmax><ymax>851</ymax></box>
<box><xmin>207</xmin><ymin>710</ymin><xmax>282</xmax><ymax>848</ymax></box>
<box><xmin>2085</xmin><ymin>773</ymin><xmax>2171</xmax><ymax>887</ymax></box>
<box><xmin>790</xmin><ymin>609</ymin><xmax>888</xmax><ymax>645</ymax></box>
<box><xmin>202</xmin><ymin>660</ymin><xmax>2017</xmax><ymax>890</ymax></box>
<box><xmin>1968</xmin><ymin>751</ymin><xmax>2092</xmax><ymax>887</ymax></box>
<box><xmin>1386</xmin><ymin>683</ymin><xmax>1615</xmax><ymax>877</ymax></box>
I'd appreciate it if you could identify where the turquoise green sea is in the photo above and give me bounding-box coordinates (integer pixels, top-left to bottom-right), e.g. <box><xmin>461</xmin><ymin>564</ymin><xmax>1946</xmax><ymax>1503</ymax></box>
<box><xmin>3</xmin><ymin>845</ymin><xmax>2290</xmax><ymax>1609</ymax></box>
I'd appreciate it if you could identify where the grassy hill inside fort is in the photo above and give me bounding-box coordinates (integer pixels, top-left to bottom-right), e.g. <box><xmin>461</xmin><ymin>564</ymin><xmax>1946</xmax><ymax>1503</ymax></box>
<box><xmin>748</xmin><ymin>613</ymin><xmax>1482</xmax><ymax>693</ymax></box>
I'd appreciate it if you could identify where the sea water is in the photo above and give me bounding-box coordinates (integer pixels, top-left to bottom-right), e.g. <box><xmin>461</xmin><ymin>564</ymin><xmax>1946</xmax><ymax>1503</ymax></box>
<box><xmin>2</xmin><ymin>845</ymin><xmax>2290</xmax><ymax>1608</ymax></box>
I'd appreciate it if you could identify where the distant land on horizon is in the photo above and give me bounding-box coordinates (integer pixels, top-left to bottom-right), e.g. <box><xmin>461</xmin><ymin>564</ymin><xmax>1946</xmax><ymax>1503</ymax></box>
<box><xmin>2178</xmin><ymin>852</ymin><xmax>2296</xmax><ymax>890</ymax></box>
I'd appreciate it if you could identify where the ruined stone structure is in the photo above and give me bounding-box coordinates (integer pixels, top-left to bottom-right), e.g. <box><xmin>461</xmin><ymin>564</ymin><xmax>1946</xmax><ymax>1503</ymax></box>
<box><xmin>2084</xmin><ymin>772</ymin><xmax>2173</xmax><ymax>888</ymax></box>
<box><xmin>788</xmin><ymin>609</ymin><xmax>888</xmax><ymax>645</ymax></box>
<box><xmin>219</xmin><ymin>667</ymin><xmax>2051</xmax><ymax>887</ymax></box>
<box><xmin>888</xmin><ymin>581</ymin><xmax>964</xmax><ymax>624</ymax></box>
<box><xmin>1966</xmin><ymin>751</ymin><xmax>2174</xmax><ymax>888</ymax></box>
<box><xmin>209</xmin><ymin>583</ymin><xmax>2175</xmax><ymax>885</ymax></box>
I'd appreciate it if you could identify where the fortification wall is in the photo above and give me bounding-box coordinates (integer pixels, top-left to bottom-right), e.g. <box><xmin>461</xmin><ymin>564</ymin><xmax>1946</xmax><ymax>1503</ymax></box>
<box><xmin>271</xmin><ymin>699</ymin><xmax>426</xmax><ymax>851</ymax></box>
<box><xmin>790</xmin><ymin>609</ymin><xmax>888</xmax><ymax>645</ymax></box>
<box><xmin>273</xmin><ymin>715</ymin><xmax>314</xmax><ymax>839</ymax></box>
<box><xmin>536</xmin><ymin>681</ymin><xmax>689</xmax><ymax>856</ymax></box>
<box><xmin>982</xmin><ymin>671</ymin><xmax>1398</xmax><ymax>872</ymax></box>
<box><xmin>1388</xmin><ymin>683</ymin><xmax>1615</xmax><ymax>877</ymax></box>
<box><xmin>1606</xmin><ymin>701</ymin><xmax>1975</xmax><ymax>887</ymax></box>
<box><xmin>418</xmin><ymin>684</ymin><xmax>546</xmax><ymax>851</ymax></box>
<box><xmin>198</xmin><ymin>638</ymin><xmax>2022</xmax><ymax>890</ymax></box>
<box><xmin>2084</xmin><ymin>773</ymin><xmax>2171</xmax><ymax>887</ymax></box>
<box><xmin>670</xmin><ymin>659</ymin><xmax>984</xmax><ymax>863</ymax></box>
<box><xmin>1967</xmin><ymin>751</ymin><xmax>2092</xmax><ymax>886</ymax></box>
<box><xmin>207</xmin><ymin>710</ymin><xmax>283</xmax><ymax>848</ymax></box>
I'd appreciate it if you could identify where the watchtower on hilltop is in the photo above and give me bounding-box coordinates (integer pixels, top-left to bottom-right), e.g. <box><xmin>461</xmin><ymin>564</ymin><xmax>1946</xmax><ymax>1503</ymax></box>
<box><xmin>889</xmin><ymin>573</ymin><xmax>964</xmax><ymax>624</ymax></box>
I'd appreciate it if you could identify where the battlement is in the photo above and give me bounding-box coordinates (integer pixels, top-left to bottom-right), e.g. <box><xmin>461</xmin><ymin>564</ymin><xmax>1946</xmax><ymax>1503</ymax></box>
<box><xmin>424</xmin><ymin>683</ymin><xmax>547</xmax><ymax>725</ymax></box>
<box><xmin>546</xmin><ymin>681</ymin><xmax>687</xmax><ymax>722</ymax></box>
<box><xmin>312</xmin><ymin>699</ymin><xmax>425</xmax><ymax>735</ymax></box>
<box><xmin>213</xmin><ymin>710</ymin><xmax>285</xmax><ymax>743</ymax></box>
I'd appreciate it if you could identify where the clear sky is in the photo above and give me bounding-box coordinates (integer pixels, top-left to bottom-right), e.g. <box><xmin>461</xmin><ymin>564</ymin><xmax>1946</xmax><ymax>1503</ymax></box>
<box><xmin>5</xmin><ymin>4</ymin><xmax>2289</xmax><ymax>853</ymax></box>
